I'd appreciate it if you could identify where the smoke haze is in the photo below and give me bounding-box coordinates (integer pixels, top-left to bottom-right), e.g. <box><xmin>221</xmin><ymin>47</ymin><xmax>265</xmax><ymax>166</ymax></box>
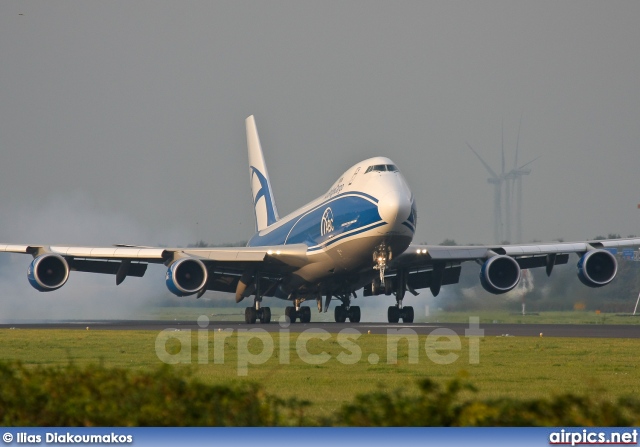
<box><xmin>0</xmin><ymin>192</ymin><xmax>188</xmax><ymax>321</ymax></box>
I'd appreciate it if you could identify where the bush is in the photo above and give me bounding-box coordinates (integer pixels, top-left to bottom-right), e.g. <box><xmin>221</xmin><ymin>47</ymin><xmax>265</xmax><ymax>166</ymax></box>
<box><xmin>0</xmin><ymin>362</ymin><xmax>309</xmax><ymax>426</ymax></box>
<box><xmin>337</xmin><ymin>377</ymin><xmax>640</xmax><ymax>426</ymax></box>
<box><xmin>2</xmin><ymin>362</ymin><xmax>639</xmax><ymax>427</ymax></box>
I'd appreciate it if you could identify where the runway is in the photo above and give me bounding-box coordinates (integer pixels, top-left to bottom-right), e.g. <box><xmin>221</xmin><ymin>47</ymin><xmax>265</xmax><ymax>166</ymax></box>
<box><xmin>2</xmin><ymin>320</ymin><xmax>640</xmax><ymax>338</ymax></box>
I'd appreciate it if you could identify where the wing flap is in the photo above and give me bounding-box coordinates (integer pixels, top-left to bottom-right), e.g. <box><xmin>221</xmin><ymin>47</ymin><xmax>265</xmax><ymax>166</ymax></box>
<box><xmin>516</xmin><ymin>254</ymin><xmax>569</xmax><ymax>269</ymax></box>
<box><xmin>70</xmin><ymin>259</ymin><xmax>148</xmax><ymax>277</ymax></box>
<box><xmin>407</xmin><ymin>266</ymin><xmax>462</xmax><ymax>290</ymax></box>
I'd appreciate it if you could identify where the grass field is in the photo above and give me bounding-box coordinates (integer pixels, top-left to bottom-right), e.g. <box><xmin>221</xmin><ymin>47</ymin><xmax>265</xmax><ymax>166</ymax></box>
<box><xmin>2</xmin><ymin>326</ymin><xmax>640</xmax><ymax>420</ymax></box>
<box><xmin>142</xmin><ymin>307</ymin><xmax>640</xmax><ymax>325</ymax></box>
<box><xmin>425</xmin><ymin>310</ymin><xmax>640</xmax><ymax>325</ymax></box>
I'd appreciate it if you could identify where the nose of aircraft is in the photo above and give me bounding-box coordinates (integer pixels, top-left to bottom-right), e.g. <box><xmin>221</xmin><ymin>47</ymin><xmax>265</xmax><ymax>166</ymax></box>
<box><xmin>378</xmin><ymin>189</ymin><xmax>412</xmax><ymax>227</ymax></box>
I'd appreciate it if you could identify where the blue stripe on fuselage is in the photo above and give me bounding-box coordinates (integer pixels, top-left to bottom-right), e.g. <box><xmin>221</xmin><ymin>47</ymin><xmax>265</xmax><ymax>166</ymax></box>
<box><xmin>307</xmin><ymin>221</ymin><xmax>387</xmax><ymax>252</ymax></box>
<box><xmin>247</xmin><ymin>192</ymin><xmax>381</xmax><ymax>248</ymax></box>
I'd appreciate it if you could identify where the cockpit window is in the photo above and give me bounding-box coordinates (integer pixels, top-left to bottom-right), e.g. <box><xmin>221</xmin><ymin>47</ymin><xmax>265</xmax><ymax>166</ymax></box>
<box><xmin>364</xmin><ymin>164</ymin><xmax>399</xmax><ymax>174</ymax></box>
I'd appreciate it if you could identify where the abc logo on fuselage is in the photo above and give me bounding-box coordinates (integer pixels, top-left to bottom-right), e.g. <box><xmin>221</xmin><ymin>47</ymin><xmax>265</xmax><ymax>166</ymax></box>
<box><xmin>321</xmin><ymin>207</ymin><xmax>334</xmax><ymax>236</ymax></box>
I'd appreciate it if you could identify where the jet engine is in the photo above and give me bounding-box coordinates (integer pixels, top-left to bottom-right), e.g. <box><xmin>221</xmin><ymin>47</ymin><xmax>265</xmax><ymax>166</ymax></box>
<box><xmin>479</xmin><ymin>255</ymin><xmax>521</xmax><ymax>294</ymax></box>
<box><xmin>27</xmin><ymin>254</ymin><xmax>70</xmax><ymax>292</ymax></box>
<box><xmin>577</xmin><ymin>249</ymin><xmax>617</xmax><ymax>287</ymax></box>
<box><xmin>165</xmin><ymin>258</ymin><xmax>208</xmax><ymax>297</ymax></box>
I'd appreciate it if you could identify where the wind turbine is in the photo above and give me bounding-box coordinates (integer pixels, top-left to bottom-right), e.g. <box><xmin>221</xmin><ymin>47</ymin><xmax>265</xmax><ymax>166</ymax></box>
<box><xmin>466</xmin><ymin>141</ymin><xmax>505</xmax><ymax>244</ymax></box>
<box><xmin>503</xmin><ymin>115</ymin><xmax>540</xmax><ymax>243</ymax></box>
<box><xmin>467</xmin><ymin>116</ymin><xmax>539</xmax><ymax>244</ymax></box>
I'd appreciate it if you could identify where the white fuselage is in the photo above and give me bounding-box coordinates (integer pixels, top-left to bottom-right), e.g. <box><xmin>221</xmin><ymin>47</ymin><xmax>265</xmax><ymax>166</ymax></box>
<box><xmin>247</xmin><ymin>157</ymin><xmax>416</xmax><ymax>293</ymax></box>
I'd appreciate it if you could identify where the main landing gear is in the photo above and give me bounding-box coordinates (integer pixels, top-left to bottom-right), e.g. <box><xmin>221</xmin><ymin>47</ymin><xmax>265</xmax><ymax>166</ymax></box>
<box><xmin>333</xmin><ymin>293</ymin><xmax>360</xmax><ymax>323</ymax></box>
<box><xmin>245</xmin><ymin>298</ymin><xmax>271</xmax><ymax>324</ymax></box>
<box><xmin>285</xmin><ymin>297</ymin><xmax>311</xmax><ymax>323</ymax></box>
<box><xmin>244</xmin><ymin>277</ymin><xmax>271</xmax><ymax>324</ymax></box>
<box><xmin>387</xmin><ymin>304</ymin><xmax>414</xmax><ymax>323</ymax></box>
<box><xmin>384</xmin><ymin>268</ymin><xmax>414</xmax><ymax>323</ymax></box>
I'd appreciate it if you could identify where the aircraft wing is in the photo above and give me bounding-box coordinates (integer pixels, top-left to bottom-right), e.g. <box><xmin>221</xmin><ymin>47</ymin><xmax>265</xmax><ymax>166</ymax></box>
<box><xmin>390</xmin><ymin>238</ymin><xmax>640</xmax><ymax>296</ymax></box>
<box><xmin>0</xmin><ymin>243</ymin><xmax>308</xmax><ymax>264</ymax></box>
<box><xmin>0</xmin><ymin>243</ymin><xmax>308</xmax><ymax>298</ymax></box>
<box><xmin>400</xmin><ymin>238</ymin><xmax>640</xmax><ymax>264</ymax></box>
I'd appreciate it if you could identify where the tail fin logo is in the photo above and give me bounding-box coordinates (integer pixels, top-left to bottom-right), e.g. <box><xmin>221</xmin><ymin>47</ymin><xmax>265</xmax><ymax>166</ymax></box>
<box><xmin>250</xmin><ymin>166</ymin><xmax>278</xmax><ymax>228</ymax></box>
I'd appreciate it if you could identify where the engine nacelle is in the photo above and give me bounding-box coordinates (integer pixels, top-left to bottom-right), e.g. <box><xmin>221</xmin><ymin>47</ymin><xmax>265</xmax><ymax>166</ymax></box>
<box><xmin>577</xmin><ymin>249</ymin><xmax>617</xmax><ymax>288</ymax></box>
<box><xmin>27</xmin><ymin>254</ymin><xmax>70</xmax><ymax>292</ymax></box>
<box><xmin>165</xmin><ymin>258</ymin><xmax>208</xmax><ymax>297</ymax></box>
<box><xmin>479</xmin><ymin>255</ymin><xmax>521</xmax><ymax>294</ymax></box>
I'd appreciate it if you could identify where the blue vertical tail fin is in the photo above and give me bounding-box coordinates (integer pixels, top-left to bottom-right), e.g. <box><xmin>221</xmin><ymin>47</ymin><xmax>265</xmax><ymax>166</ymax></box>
<box><xmin>246</xmin><ymin>115</ymin><xmax>279</xmax><ymax>232</ymax></box>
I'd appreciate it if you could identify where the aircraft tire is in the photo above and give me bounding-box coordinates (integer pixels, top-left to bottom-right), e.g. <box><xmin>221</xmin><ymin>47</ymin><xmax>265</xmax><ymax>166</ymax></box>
<box><xmin>335</xmin><ymin>305</ymin><xmax>347</xmax><ymax>323</ymax></box>
<box><xmin>285</xmin><ymin>306</ymin><xmax>297</xmax><ymax>323</ymax></box>
<box><xmin>402</xmin><ymin>306</ymin><xmax>414</xmax><ymax>323</ymax></box>
<box><xmin>387</xmin><ymin>306</ymin><xmax>400</xmax><ymax>323</ymax></box>
<box><xmin>371</xmin><ymin>279</ymin><xmax>380</xmax><ymax>296</ymax></box>
<box><xmin>260</xmin><ymin>307</ymin><xmax>271</xmax><ymax>324</ymax></box>
<box><xmin>245</xmin><ymin>307</ymin><xmax>257</xmax><ymax>324</ymax></box>
<box><xmin>300</xmin><ymin>306</ymin><xmax>311</xmax><ymax>323</ymax></box>
<box><xmin>348</xmin><ymin>306</ymin><xmax>361</xmax><ymax>323</ymax></box>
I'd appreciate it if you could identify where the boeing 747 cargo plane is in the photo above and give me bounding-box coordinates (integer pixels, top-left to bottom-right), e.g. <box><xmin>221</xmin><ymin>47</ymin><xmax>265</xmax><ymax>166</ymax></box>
<box><xmin>2</xmin><ymin>116</ymin><xmax>640</xmax><ymax>323</ymax></box>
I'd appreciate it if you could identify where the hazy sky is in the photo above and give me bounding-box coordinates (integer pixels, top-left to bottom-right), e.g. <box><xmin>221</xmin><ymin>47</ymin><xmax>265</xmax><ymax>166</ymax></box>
<box><xmin>2</xmin><ymin>1</ymin><xmax>639</xmax><ymax>249</ymax></box>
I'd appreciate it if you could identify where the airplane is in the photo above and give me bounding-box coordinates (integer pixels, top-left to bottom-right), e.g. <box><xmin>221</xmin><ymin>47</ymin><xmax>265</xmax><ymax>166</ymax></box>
<box><xmin>2</xmin><ymin>115</ymin><xmax>640</xmax><ymax>324</ymax></box>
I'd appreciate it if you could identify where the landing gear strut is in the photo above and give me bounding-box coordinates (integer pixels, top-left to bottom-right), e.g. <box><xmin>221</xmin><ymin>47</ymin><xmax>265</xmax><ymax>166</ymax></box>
<box><xmin>244</xmin><ymin>277</ymin><xmax>271</xmax><ymax>324</ymax></box>
<box><xmin>373</xmin><ymin>243</ymin><xmax>392</xmax><ymax>286</ymax></box>
<box><xmin>334</xmin><ymin>293</ymin><xmax>360</xmax><ymax>323</ymax></box>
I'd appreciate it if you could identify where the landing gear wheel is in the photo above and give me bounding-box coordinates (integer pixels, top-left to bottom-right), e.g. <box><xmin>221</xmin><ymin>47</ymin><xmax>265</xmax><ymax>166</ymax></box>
<box><xmin>401</xmin><ymin>306</ymin><xmax>414</xmax><ymax>323</ymax></box>
<box><xmin>245</xmin><ymin>307</ymin><xmax>257</xmax><ymax>324</ymax></box>
<box><xmin>260</xmin><ymin>307</ymin><xmax>271</xmax><ymax>324</ymax></box>
<box><xmin>300</xmin><ymin>306</ymin><xmax>311</xmax><ymax>323</ymax></box>
<box><xmin>371</xmin><ymin>278</ymin><xmax>381</xmax><ymax>296</ymax></box>
<box><xmin>285</xmin><ymin>306</ymin><xmax>297</xmax><ymax>323</ymax></box>
<box><xmin>348</xmin><ymin>306</ymin><xmax>361</xmax><ymax>323</ymax></box>
<box><xmin>387</xmin><ymin>306</ymin><xmax>400</xmax><ymax>323</ymax></box>
<box><xmin>384</xmin><ymin>280</ymin><xmax>393</xmax><ymax>296</ymax></box>
<box><xmin>335</xmin><ymin>305</ymin><xmax>347</xmax><ymax>323</ymax></box>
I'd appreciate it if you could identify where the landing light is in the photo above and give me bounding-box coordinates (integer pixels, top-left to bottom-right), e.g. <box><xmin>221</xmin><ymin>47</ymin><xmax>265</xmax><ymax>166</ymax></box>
<box><xmin>276</xmin><ymin>250</ymin><xmax>281</xmax><ymax>255</ymax></box>
<box><xmin>267</xmin><ymin>250</ymin><xmax>273</xmax><ymax>255</ymax></box>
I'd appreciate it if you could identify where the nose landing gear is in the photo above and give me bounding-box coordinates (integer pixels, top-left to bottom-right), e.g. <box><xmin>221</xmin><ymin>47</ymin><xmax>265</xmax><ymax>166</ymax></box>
<box><xmin>373</xmin><ymin>243</ymin><xmax>392</xmax><ymax>286</ymax></box>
